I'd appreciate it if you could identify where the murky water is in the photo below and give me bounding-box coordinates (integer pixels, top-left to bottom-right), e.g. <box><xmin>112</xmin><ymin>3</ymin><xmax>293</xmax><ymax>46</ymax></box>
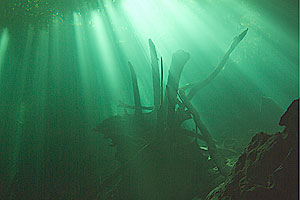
<box><xmin>0</xmin><ymin>0</ymin><xmax>298</xmax><ymax>199</ymax></box>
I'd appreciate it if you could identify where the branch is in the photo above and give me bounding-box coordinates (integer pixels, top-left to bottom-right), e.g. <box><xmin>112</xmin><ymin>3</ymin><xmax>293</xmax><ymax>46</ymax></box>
<box><xmin>118</xmin><ymin>101</ymin><xmax>154</xmax><ymax>111</ymax></box>
<box><xmin>165</xmin><ymin>50</ymin><xmax>190</xmax><ymax>131</ymax></box>
<box><xmin>156</xmin><ymin>57</ymin><xmax>166</xmax><ymax>131</ymax></box>
<box><xmin>149</xmin><ymin>39</ymin><xmax>161</xmax><ymax>111</ymax></box>
<box><xmin>160</xmin><ymin>57</ymin><xmax>164</xmax><ymax>107</ymax></box>
<box><xmin>178</xmin><ymin>89</ymin><xmax>231</xmax><ymax>176</ymax></box>
<box><xmin>128</xmin><ymin>61</ymin><xmax>142</xmax><ymax>115</ymax></box>
<box><xmin>181</xmin><ymin>28</ymin><xmax>248</xmax><ymax>100</ymax></box>
<box><xmin>166</xmin><ymin>50</ymin><xmax>190</xmax><ymax>109</ymax></box>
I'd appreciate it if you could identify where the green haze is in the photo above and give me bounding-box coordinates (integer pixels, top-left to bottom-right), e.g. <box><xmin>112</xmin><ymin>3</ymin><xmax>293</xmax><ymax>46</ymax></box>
<box><xmin>0</xmin><ymin>0</ymin><xmax>298</xmax><ymax>199</ymax></box>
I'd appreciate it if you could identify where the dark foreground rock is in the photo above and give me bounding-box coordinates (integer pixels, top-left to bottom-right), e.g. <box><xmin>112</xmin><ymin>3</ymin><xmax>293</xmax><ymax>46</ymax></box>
<box><xmin>206</xmin><ymin>99</ymin><xmax>299</xmax><ymax>200</ymax></box>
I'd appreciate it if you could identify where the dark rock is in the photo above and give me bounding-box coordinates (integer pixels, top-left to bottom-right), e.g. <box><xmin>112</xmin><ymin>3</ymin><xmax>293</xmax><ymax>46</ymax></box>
<box><xmin>279</xmin><ymin>99</ymin><xmax>299</xmax><ymax>134</ymax></box>
<box><xmin>206</xmin><ymin>99</ymin><xmax>299</xmax><ymax>200</ymax></box>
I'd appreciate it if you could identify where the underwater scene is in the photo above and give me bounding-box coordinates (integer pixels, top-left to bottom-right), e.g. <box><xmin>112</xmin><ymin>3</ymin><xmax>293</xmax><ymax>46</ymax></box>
<box><xmin>0</xmin><ymin>0</ymin><xmax>299</xmax><ymax>199</ymax></box>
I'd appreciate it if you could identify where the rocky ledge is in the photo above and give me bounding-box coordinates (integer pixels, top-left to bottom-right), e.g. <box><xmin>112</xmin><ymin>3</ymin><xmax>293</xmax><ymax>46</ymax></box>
<box><xmin>206</xmin><ymin>99</ymin><xmax>299</xmax><ymax>200</ymax></box>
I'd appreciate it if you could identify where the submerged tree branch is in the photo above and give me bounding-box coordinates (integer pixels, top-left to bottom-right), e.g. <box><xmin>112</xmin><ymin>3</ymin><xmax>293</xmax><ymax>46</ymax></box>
<box><xmin>166</xmin><ymin>50</ymin><xmax>190</xmax><ymax>110</ymax></box>
<box><xmin>118</xmin><ymin>101</ymin><xmax>154</xmax><ymax>111</ymax></box>
<box><xmin>128</xmin><ymin>61</ymin><xmax>142</xmax><ymax>115</ymax></box>
<box><xmin>178</xmin><ymin>89</ymin><xmax>231</xmax><ymax>176</ymax></box>
<box><xmin>149</xmin><ymin>39</ymin><xmax>161</xmax><ymax>111</ymax></box>
<box><xmin>181</xmin><ymin>29</ymin><xmax>248</xmax><ymax>100</ymax></box>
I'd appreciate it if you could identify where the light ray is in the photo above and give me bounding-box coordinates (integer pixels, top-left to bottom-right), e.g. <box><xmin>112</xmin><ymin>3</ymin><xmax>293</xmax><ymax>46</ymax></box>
<box><xmin>0</xmin><ymin>28</ymin><xmax>9</xmax><ymax>75</ymax></box>
<box><xmin>91</xmin><ymin>10</ymin><xmax>122</xmax><ymax>114</ymax></box>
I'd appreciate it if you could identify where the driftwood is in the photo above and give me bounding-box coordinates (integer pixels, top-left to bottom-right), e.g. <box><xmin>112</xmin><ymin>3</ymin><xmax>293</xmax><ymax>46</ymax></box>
<box><xmin>128</xmin><ymin>61</ymin><xmax>142</xmax><ymax>115</ymax></box>
<box><xmin>156</xmin><ymin>57</ymin><xmax>165</xmax><ymax>130</ymax></box>
<box><xmin>166</xmin><ymin>50</ymin><xmax>190</xmax><ymax>110</ymax></box>
<box><xmin>160</xmin><ymin>57</ymin><xmax>164</xmax><ymax>106</ymax></box>
<box><xmin>176</xmin><ymin>29</ymin><xmax>248</xmax><ymax>176</ymax></box>
<box><xmin>118</xmin><ymin>101</ymin><xmax>154</xmax><ymax>111</ymax></box>
<box><xmin>181</xmin><ymin>28</ymin><xmax>248</xmax><ymax>100</ymax></box>
<box><xmin>178</xmin><ymin>89</ymin><xmax>231</xmax><ymax>176</ymax></box>
<box><xmin>149</xmin><ymin>39</ymin><xmax>161</xmax><ymax>111</ymax></box>
<box><xmin>96</xmin><ymin>29</ymin><xmax>248</xmax><ymax>199</ymax></box>
<box><xmin>165</xmin><ymin>50</ymin><xmax>190</xmax><ymax>134</ymax></box>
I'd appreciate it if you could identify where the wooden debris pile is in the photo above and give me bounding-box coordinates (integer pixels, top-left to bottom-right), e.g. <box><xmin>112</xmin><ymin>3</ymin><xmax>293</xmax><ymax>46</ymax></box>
<box><xmin>94</xmin><ymin>29</ymin><xmax>248</xmax><ymax>200</ymax></box>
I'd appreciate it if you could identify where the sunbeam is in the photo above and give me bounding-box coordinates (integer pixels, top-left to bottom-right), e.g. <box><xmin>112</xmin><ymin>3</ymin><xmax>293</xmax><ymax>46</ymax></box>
<box><xmin>0</xmin><ymin>28</ymin><xmax>9</xmax><ymax>75</ymax></box>
<box><xmin>0</xmin><ymin>0</ymin><xmax>298</xmax><ymax>199</ymax></box>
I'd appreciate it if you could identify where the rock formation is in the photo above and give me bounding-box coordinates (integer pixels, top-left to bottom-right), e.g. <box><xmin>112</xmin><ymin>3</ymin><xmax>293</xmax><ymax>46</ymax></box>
<box><xmin>206</xmin><ymin>99</ymin><xmax>299</xmax><ymax>200</ymax></box>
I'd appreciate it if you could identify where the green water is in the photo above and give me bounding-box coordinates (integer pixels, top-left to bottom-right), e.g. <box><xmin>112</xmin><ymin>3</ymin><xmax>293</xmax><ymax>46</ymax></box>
<box><xmin>0</xmin><ymin>0</ymin><xmax>298</xmax><ymax>199</ymax></box>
